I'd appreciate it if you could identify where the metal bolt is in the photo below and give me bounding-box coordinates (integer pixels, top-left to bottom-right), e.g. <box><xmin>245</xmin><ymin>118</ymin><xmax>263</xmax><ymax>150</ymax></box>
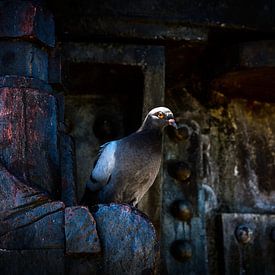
<box><xmin>170</xmin><ymin>200</ymin><xmax>193</xmax><ymax>222</ymax></box>
<box><xmin>235</xmin><ymin>225</ymin><xmax>253</xmax><ymax>244</ymax></box>
<box><xmin>170</xmin><ymin>240</ymin><xmax>192</xmax><ymax>262</ymax></box>
<box><xmin>167</xmin><ymin>125</ymin><xmax>190</xmax><ymax>142</ymax></box>
<box><xmin>167</xmin><ymin>161</ymin><xmax>191</xmax><ymax>183</ymax></box>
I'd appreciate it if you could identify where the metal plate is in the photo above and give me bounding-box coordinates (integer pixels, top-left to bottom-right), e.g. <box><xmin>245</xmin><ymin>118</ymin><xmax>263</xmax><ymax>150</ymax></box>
<box><xmin>221</xmin><ymin>213</ymin><xmax>275</xmax><ymax>275</ymax></box>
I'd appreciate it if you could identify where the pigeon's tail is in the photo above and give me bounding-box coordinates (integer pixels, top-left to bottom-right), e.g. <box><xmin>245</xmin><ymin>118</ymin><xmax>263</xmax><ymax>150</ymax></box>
<box><xmin>80</xmin><ymin>187</ymin><xmax>100</xmax><ymax>207</ymax></box>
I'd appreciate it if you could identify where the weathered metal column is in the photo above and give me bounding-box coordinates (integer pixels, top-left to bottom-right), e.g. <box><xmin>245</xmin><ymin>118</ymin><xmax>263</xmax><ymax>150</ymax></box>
<box><xmin>0</xmin><ymin>0</ymin><xmax>67</xmax><ymax>272</ymax></box>
<box><xmin>0</xmin><ymin>2</ymin><xmax>159</xmax><ymax>274</ymax></box>
<box><xmin>161</xmin><ymin>120</ymin><xmax>209</xmax><ymax>274</ymax></box>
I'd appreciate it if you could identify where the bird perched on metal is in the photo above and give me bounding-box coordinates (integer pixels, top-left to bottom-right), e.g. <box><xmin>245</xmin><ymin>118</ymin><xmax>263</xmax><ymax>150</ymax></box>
<box><xmin>82</xmin><ymin>107</ymin><xmax>177</xmax><ymax>207</ymax></box>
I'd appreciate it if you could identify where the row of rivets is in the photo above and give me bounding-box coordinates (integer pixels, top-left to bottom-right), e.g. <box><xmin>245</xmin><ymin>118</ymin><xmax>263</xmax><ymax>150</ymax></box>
<box><xmin>168</xmin><ymin>125</ymin><xmax>193</xmax><ymax>262</ymax></box>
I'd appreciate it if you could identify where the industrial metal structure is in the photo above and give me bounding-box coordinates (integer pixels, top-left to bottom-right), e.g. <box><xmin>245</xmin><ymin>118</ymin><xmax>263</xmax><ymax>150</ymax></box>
<box><xmin>0</xmin><ymin>1</ymin><xmax>274</xmax><ymax>274</ymax></box>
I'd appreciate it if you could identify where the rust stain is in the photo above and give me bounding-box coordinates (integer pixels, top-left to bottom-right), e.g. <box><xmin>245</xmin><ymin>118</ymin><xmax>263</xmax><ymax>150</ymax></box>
<box><xmin>6</xmin><ymin>123</ymin><xmax>13</xmax><ymax>141</ymax></box>
<box><xmin>0</xmin><ymin>110</ymin><xmax>11</xmax><ymax>117</ymax></box>
<box><xmin>20</xmin><ymin>5</ymin><xmax>36</xmax><ymax>34</ymax></box>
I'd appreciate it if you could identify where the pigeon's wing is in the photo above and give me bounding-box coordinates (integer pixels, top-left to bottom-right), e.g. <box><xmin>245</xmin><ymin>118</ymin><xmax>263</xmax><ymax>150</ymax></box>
<box><xmin>86</xmin><ymin>141</ymin><xmax>117</xmax><ymax>191</ymax></box>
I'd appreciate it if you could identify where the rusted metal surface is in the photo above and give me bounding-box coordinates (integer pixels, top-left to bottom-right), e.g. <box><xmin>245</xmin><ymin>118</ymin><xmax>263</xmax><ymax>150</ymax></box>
<box><xmin>0</xmin><ymin>163</ymin><xmax>49</xmax><ymax>214</ymax></box>
<box><xmin>1</xmin><ymin>0</ymin><xmax>275</xmax><ymax>274</ymax></box>
<box><xmin>207</xmin><ymin>99</ymin><xmax>275</xmax><ymax>213</ymax></box>
<box><xmin>92</xmin><ymin>203</ymin><xmax>159</xmax><ymax>275</ymax></box>
<box><xmin>0</xmin><ymin>0</ymin><xmax>55</xmax><ymax>47</ymax></box>
<box><xmin>60</xmin><ymin>130</ymin><xmax>77</xmax><ymax>207</ymax></box>
<box><xmin>221</xmin><ymin>213</ymin><xmax>275</xmax><ymax>275</ymax></box>
<box><xmin>0</xmin><ymin>162</ymin><xmax>65</xmax><ymax>250</ymax></box>
<box><xmin>0</xmin><ymin>41</ymin><xmax>49</xmax><ymax>82</ymax></box>
<box><xmin>211</xmin><ymin>41</ymin><xmax>275</xmax><ymax>102</ymax></box>
<box><xmin>0</xmin><ymin>249</ymin><xmax>65</xmax><ymax>275</ymax></box>
<box><xmin>62</xmin><ymin>42</ymin><xmax>165</xmax><ymax>116</ymax></box>
<box><xmin>164</xmin><ymin>82</ymin><xmax>275</xmax><ymax>273</ymax></box>
<box><xmin>0</xmin><ymin>209</ymin><xmax>64</xmax><ymax>250</ymax></box>
<box><xmin>65</xmin><ymin>206</ymin><xmax>101</xmax><ymax>254</ymax></box>
<box><xmin>49</xmin><ymin>45</ymin><xmax>62</xmax><ymax>88</ymax></box>
<box><xmin>161</xmin><ymin>119</ymin><xmax>208</xmax><ymax>274</ymax></box>
<box><xmin>0</xmin><ymin>75</ymin><xmax>52</xmax><ymax>92</ymax></box>
<box><xmin>64</xmin><ymin>18</ymin><xmax>208</xmax><ymax>43</ymax></box>
<box><xmin>65</xmin><ymin>256</ymin><xmax>102</xmax><ymax>275</ymax></box>
<box><xmin>0</xmin><ymin>1</ymin><xmax>99</xmax><ymax>274</ymax></box>
<box><xmin>0</xmin><ymin>85</ymin><xmax>60</xmax><ymax>195</ymax></box>
<box><xmin>212</xmin><ymin>68</ymin><xmax>275</xmax><ymax>103</ymax></box>
<box><xmin>49</xmin><ymin>0</ymin><xmax>274</xmax><ymax>42</ymax></box>
<box><xmin>238</xmin><ymin>41</ymin><xmax>275</xmax><ymax>68</ymax></box>
<box><xmin>0</xmin><ymin>166</ymin><xmax>65</xmax><ymax>252</ymax></box>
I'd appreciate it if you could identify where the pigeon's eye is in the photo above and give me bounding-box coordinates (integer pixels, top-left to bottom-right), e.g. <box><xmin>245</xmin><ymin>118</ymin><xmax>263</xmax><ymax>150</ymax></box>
<box><xmin>157</xmin><ymin>112</ymin><xmax>165</xmax><ymax>119</ymax></box>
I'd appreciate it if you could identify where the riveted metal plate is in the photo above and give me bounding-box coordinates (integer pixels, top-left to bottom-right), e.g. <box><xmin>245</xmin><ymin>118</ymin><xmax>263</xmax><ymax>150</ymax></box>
<box><xmin>221</xmin><ymin>213</ymin><xmax>275</xmax><ymax>275</ymax></box>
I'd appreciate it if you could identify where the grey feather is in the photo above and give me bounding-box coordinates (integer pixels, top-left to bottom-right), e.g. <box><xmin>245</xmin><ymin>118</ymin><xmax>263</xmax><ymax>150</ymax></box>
<box><xmin>85</xmin><ymin>106</ymin><xmax>177</xmax><ymax>206</ymax></box>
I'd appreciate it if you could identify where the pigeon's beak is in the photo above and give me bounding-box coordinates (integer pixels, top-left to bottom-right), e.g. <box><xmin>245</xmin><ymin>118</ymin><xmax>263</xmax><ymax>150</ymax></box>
<box><xmin>168</xmin><ymin>118</ymin><xmax>178</xmax><ymax>129</ymax></box>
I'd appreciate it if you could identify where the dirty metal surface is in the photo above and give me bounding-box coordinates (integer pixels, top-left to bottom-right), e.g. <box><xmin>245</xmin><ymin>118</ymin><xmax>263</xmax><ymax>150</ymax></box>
<box><xmin>49</xmin><ymin>0</ymin><xmax>273</xmax><ymax>41</ymax></box>
<box><xmin>92</xmin><ymin>203</ymin><xmax>159</xmax><ymax>275</ymax></box>
<box><xmin>49</xmin><ymin>46</ymin><xmax>62</xmax><ymax>87</ymax></box>
<box><xmin>62</xmin><ymin>42</ymin><xmax>165</xmax><ymax>116</ymax></box>
<box><xmin>212</xmin><ymin>68</ymin><xmax>275</xmax><ymax>103</ymax></box>
<box><xmin>213</xmin><ymin>99</ymin><xmax>275</xmax><ymax>213</ymax></box>
<box><xmin>167</xmin><ymin>89</ymin><xmax>275</xmax><ymax>215</ymax></box>
<box><xmin>237</xmin><ymin>41</ymin><xmax>275</xmax><ymax>68</ymax></box>
<box><xmin>65</xmin><ymin>206</ymin><xmax>101</xmax><ymax>254</ymax></box>
<box><xmin>0</xmin><ymin>0</ymin><xmax>55</xmax><ymax>47</ymax></box>
<box><xmin>0</xmin><ymin>161</ymin><xmax>65</xmax><ymax>250</ymax></box>
<box><xmin>60</xmin><ymin>132</ymin><xmax>77</xmax><ymax>207</ymax></box>
<box><xmin>0</xmin><ymin>75</ymin><xmax>52</xmax><ymax>93</ymax></box>
<box><xmin>161</xmin><ymin>119</ymin><xmax>208</xmax><ymax>274</ymax></box>
<box><xmin>0</xmin><ymin>209</ymin><xmax>64</xmax><ymax>250</ymax></box>
<box><xmin>0</xmin><ymin>41</ymin><xmax>48</xmax><ymax>82</ymax></box>
<box><xmin>211</xmin><ymin>41</ymin><xmax>275</xmax><ymax>103</ymax></box>
<box><xmin>0</xmin><ymin>249</ymin><xmax>65</xmax><ymax>275</ymax></box>
<box><xmin>221</xmin><ymin>213</ymin><xmax>275</xmax><ymax>275</ymax></box>
<box><xmin>0</xmin><ymin>86</ymin><xmax>60</xmax><ymax>196</ymax></box>
<box><xmin>165</xmin><ymin>84</ymin><xmax>275</xmax><ymax>273</ymax></box>
<box><xmin>0</xmin><ymin>163</ymin><xmax>49</xmax><ymax>214</ymax></box>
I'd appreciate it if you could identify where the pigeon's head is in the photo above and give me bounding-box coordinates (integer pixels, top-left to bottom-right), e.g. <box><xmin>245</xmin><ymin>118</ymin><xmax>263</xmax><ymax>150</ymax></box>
<box><xmin>141</xmin><ymin>107</ymin><xmax>177</xmax><ymax>131</ymax></box>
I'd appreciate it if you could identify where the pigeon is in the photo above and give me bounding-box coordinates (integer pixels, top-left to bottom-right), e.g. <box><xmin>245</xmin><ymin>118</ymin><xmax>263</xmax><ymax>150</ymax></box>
<box><xmin>83</xmin><ymin>107</ymin><xmax>177</xmax><ymax>207</ymax></box>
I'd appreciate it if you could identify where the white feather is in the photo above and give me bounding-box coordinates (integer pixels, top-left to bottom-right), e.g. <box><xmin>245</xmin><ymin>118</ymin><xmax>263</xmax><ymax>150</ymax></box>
<box><xmin>87</xmin><ymin>141</ymin><xmax>117</xmax><ymax>191</ymax></box>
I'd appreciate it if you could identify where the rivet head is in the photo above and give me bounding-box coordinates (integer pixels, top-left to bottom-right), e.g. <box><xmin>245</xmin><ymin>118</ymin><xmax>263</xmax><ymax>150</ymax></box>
<box><xmin>167</xmin><ymin>161</ymin><xmax>191</xmax><ymax>183</ymax></box>
<box><xmin>270</xmin><ymin>228</ymin><xmax>275</xmax><ymax>242</ymax></box>
<box><xmin>170</xmin><ymin>240</ymin><xmax>192</xmax><ymax>262</ymax></box>
<box><xmin>167</xmin><ymin>125</ymin><xmax>190</xmax><ymax>142</ymax></box>
<box><xmin>235</xmin><ymin>225</ymin><xmax>253</xmax><ymax>244</ymax></box>
<box><xmin>170</xmin><ymin>200</ymin><xmax>193</xmax><ymax>222</ymax></box>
